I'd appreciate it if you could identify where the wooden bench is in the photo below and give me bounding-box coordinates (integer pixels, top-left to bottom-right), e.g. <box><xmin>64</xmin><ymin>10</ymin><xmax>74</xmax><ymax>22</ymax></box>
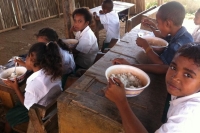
<box><xmin>125</xmin><ymin>6</ymin><xmax>157</xmax><ymax>33</ymax></box>
<box><xmin>12</xmin><ymin>100</ymin><xmax>59</xmax><ymax>133</ymax></box>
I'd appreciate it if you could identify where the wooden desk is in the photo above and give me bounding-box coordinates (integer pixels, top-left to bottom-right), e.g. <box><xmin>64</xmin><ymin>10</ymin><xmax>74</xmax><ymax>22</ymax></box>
<box><xmin>90</xmin><ymin>1</ymin><xmax>135</xmax><ymax>45</ymax></box>
<box><xmin>57</xmin><ymin>28</ymin><xmax>167</xmax><ymax>133</ymax></box>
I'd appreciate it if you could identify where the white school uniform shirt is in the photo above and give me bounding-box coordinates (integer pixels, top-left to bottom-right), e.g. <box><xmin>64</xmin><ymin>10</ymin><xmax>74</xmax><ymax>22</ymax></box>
<box><xmin>24</xmin><ymin>69</ymin><xmax>62</xmax><ymax>110</ymax></box>
<box><xmin>74</xmin><ymin>26</ymin><xmax>99</xmax><ymax>69</ymax></box>
<box><xmin>155</xmin><ymin>92</ymin><xmax>200</xmax><ymax>133</ymax></box>
<box><xmin>192</xmin><ymin>25</ymin><xmax>200</xmax><ymax>42</ymax></box>
<box><xmin>99</xmin><ymin>11</ymin><xmax>120</xmax><ymax>43</ymax></box>
<box><xmin>59</xmin><ymin>47</ymin><xmax>75</xmax><ymax>74</ymax></box>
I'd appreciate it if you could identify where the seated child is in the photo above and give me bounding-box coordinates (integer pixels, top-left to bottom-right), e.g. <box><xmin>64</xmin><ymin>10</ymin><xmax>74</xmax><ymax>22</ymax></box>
<box><xmin>192</xmin><ymin>8</ymin><xmax>200</xmax><ymax>42</ymax></box>
<box><xmin>3</xmin><ymin>42</ymin><xmax>62</xmax><ymax>133</ymax></box>
<box><xmin>104</xmin><ymin>42</ymin><xmax>200</xmax><ymax>133</ymax></box>
<box><xmin>70</xmin><ymin>7</ymin><xmax>99</xmax><ymax>69</ymax></box>
<box><xmin>93</xmin><ymin>0</ymin><xmax>120</xmax><ymax>51</ymax></box>
<box><xmin>113</xmin><ymin>1</ymin><xmax>193</xmax><ymax>74</ymax></box>
<box><xmin>17</xmin><ymin>28</ymin><xmax>75</xmax><ymax>75</ymax></box>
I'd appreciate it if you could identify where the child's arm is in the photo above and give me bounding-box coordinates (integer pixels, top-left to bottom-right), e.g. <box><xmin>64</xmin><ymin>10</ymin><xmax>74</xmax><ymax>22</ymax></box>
<box><xmin>3</xmin><ymin>78</ymin><xmax>24</xmax><ymax>104</ymax></box>
<box><xmin>112</xmin><ymin>58</ymin><xmax>169</xmax><ymax>74</ymax></box>
<box><xmin>104</xmin><ymin>78</ymin><xmax>148</xmax><ymax>133</ymax></box>
<box><xmin>69</xmin><ymin>26</ymin><xmax>76</xmax><ymax>39</ymax></box>
<box><xmin>136</xmin><ymin>37</ymin><xmax>164</xmax><ymax>64</ymax></box>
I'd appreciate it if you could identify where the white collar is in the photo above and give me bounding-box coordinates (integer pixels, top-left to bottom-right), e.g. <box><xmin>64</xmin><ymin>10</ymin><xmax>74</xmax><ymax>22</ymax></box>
<box><xmin>170</xmin><ymin>92</ymin><xmax>200</xmax><ymax>106</ymax></box>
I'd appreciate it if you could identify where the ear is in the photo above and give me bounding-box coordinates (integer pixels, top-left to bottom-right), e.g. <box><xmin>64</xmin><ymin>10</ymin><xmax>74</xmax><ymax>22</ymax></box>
<box><xmin>165</xmin><ymin>19</ymin><xmax>173</xmax><ymax>28</ymax></box>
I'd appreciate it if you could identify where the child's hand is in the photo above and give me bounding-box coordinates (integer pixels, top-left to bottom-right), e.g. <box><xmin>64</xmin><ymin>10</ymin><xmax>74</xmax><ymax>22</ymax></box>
<box><xmin>103</xmin><ymin>78</ymin><xmax>126</xmax><ymax>104</ymax></box>
<box><xmin>3</xmin><ymin>78</ymin><xmax>19</xmax><ymax>91</ymax></box>
<box><xmin>70</xmin><ymin>26</ymin><xmax>77</xmax><ymax>32</ymax></box>
<box><xmin>15</xmin><ymin>58</ymin><xmax>25</xmax><ymax>67</ymax></box>
<box><xmin>99</xmin><ymin>10</ymin><xmax>104</xmax><ymax>14</ymax></box>
<box><xmin>112</xmin><ymin>58</ymin><xmax>131</xmax><ymax>65</ymax></box>
<box><xmin>136</xmin><ymin>37</ymin><xmax>149</xmax><ymax>50</ymax></box>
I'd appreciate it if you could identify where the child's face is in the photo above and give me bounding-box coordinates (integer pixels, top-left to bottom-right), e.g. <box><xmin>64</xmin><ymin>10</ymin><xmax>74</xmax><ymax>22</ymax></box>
<box><xmin>101</xmin><ymin>4</ymin><xmax>110</xmax><ymax>14</ymax></box>
<box><xmin>194</xmin><ymin>12</ymin><xmax>200</xmax><ymax>25</ymax></box>
<box><xmin>37</xmin><ymin>36</ymin><xmax>48</xmax><ymax>43</ymax></box>
<box><xmin>166</xmin><ymin>54</ymin><xmax>200</xmax><ymax>97</ymax></box>
<box><xmin>73</xmin><ymin>14</ymin><xmax>89</xmax><ymax>31</ymax></box>
<box><xmin>156</xmin><ymin>14</ymin><xmax>170</xmax><ymax>37</ymax></box>
<box><xmin>25</xmin><ymin>53</ymin><xmax>35</xmax><ymax>71</ymax></box>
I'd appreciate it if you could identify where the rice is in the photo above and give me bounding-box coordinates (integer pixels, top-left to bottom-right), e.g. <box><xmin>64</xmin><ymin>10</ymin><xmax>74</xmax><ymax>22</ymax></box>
<box><xmin>110</xmin><ymin>72</ymin><xmax>142</xmax><ymax>88</ymax></box>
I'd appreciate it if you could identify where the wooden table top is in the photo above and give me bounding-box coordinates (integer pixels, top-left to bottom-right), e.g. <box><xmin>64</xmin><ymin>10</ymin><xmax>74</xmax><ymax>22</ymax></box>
<box><xmin>59</xmin><ymin>28</ymin><xmax>167</xmax><ymax>132</ymax></box>
<box><xmin>90</xmin><ymin>1</ymin><xmax>135</xmax><ymax>14</ymax></box>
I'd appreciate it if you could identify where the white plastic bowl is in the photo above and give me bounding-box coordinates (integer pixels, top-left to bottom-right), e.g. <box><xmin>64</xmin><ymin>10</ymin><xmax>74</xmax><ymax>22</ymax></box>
<box><xmin>62</xmin><ymin>39</ymin><xmax>79</xmax><ymax>49</ymax></box>
<box><xmin>142</xmin><ymin>36</ymin><xmax>168</xmax><ymax>53</ymax></box>
<box><xmin>0</xmin><ymin>66</ymin><xmax>27</xmax><ymax>83</ymax></box>
<box><xmin>105</xmin><ymin>65</ymin><xmax>150</xmax><ymax>97</ymax></box>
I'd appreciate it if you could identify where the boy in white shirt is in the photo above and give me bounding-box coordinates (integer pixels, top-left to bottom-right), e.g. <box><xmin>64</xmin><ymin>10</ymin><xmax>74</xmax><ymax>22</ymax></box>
<box><xmin>70</xmin><ymin>7</ymin><xmax>99</xmax><ymax>69</ymax></box>
<box><xmin>93</xmin><ymin>0</ymin><xmax>120</xmax><ymax>52</ymax></box>
<box><xmin>104</xmin><ymin>42</ymin><xmax>200</xmax><ymax>133</ymax></box>
<box><xmin>192</xmin><ymin>8</ymin><xmax>200</xmax><ymax>42</ymax></box>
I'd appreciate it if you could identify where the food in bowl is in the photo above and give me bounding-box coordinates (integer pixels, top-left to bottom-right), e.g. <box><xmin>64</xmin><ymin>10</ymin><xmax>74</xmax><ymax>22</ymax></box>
<box><xmin>105</xmin><ymin>65</ymin><xmax>150</xmax><ymax>97</ymax></box>
<box><xmin>142</xmin><ymin>36</ymin><xmax>168</xmax><ymax>53</ymax></box>
<box><xmin>110</xmin><ymin>73</ymin><xmax>142</xmax><ymax>89</ymax></box>
<box><xmin>0</xmin><ymin>66</ymin><xmax>27</xmax><ymax>83</ymax></box>
<box><xmin>62</xmin><ymin>39</ymin><xmax>79</xmax><ymax>49</ymax></box>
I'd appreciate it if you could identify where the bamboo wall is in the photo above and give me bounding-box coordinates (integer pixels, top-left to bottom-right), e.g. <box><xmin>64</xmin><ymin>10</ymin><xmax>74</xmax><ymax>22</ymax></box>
<box><xmin>0</xmin><ymin>0</ymin><xmax>63</xmax><ymax>33</ymax></box>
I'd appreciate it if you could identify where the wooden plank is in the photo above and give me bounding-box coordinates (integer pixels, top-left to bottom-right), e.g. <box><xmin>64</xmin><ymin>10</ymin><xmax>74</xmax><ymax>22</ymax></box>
<box><xmin>0</xmin><ymin>90</ymin><xmax>14</xmax><ymax>109</ymax></box>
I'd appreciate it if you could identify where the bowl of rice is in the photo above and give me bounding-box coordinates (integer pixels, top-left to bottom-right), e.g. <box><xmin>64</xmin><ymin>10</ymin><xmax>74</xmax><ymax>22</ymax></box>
<box><xmin>105</xmin><ymin>65</ymin><xmax>150</xmax><ymax>97</ymax></box>
<box><xmin>0</xmin><ymin>66</ymin><xmax>27</xmax><ymax>83</ymax></box>
<box><xmin>142</xmin><ymin>36</ymin><xmax>168</xmax><ymax>53</ymax></box>
<box><xmin>62</xmin><ymin>39</ymin><xmax>79</xmax><ymax>49</ymax></box>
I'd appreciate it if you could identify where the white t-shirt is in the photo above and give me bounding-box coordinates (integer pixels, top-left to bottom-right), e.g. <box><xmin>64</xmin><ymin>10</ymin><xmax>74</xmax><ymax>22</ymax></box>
<box><xmin>192</xmin><ymin>25</ymin><xmax>200</xmax><ymax>42</ymax></box>
<box><xmin>24</xmin><ymin>69</ymin><xmax>62</xmax><ymax>110</ymax></box>
<box><xmin>99</xmin><ymin>11</ymin><xmax>120</xmax><ymax>43</ymax></box>
<box><xmin>155</xmin><ymin>92</ymin><xmax>200</xmax><ymax>133</ymax></box>
<box><xmin>59</xmin><ymin>47</ymin><xmax>75</xmax><ymax>74</ymax></box>
<box><xmin>75</xmin><ymin>26</ymin><xmax>99</xmax><ymax>69</ymax></box>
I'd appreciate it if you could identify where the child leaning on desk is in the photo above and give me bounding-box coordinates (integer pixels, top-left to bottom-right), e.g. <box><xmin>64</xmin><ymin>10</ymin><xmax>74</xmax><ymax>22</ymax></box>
<box><xmin>113</xmin><ymin>1</ymin><xmax>193</xmax><ymax>74</ymax></box>
<box><xmin>192</xmin><ymin>8</ymin><xmax>200</xmax><ymax>42</ymax></box>
<box><xmin>3</xmin><ymin>42</ymin><xmax>63</xmax><ymax>133</ymax></box>
<box><xmin>93</xmin><ymin>0</ymin><xmax>120</xmax><ymax>52</ymax></box>
<box><xmin>70</xmin><ymin>7</ymin><xmax>99</xmax><ymax>69</ymax></box>
<box><xmin>104</xmin><ymin>43</ymin><xmax>200</xmax><ymax>133</ymax></box>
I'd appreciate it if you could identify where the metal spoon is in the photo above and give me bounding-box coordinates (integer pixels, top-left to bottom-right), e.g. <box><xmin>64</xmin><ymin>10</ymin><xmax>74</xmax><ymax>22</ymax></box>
<box><xmin>11</xmin><ymin>62</ymin><xmax>17</xmax><ymax>78</ymax></box>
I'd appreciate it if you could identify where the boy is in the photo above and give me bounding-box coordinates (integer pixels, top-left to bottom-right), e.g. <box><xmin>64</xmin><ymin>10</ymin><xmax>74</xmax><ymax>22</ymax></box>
<box><xmin>93</xmin><ymin>0</ymin><xmax>120</xmax><ymax>52</ymax></box>
<box><xmin>192</xmin><ymin>8</ymin><xmax>200</xmax><ymax>42</ymax></box>
<box><xmin>70</xmin><ymin>7</ymin><xmax>99</xmax><ymax>69</ymax></box>
<box><xmin>113</xmin><ymin>1</ymin><xmax>193</xmax><ymax>74</ymax></box>
<box><xmin>104</xmin><ymin>43</ymin><xmax>200</xmax><ymax>132</ymax></box>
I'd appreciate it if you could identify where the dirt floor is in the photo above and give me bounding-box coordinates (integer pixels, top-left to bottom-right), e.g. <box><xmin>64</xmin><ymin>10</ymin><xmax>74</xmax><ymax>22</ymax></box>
<box><xmin>0</xmin><ymin>17</ymin><xmax>126</xmax><ymax>65</ymax></box>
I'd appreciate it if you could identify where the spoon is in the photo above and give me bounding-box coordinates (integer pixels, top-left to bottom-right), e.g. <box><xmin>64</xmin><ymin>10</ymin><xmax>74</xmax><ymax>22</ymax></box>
<box><xmin>10</xmin><ymin>62</ymin><xmax>17</xmax><ymax>78</ymax></box>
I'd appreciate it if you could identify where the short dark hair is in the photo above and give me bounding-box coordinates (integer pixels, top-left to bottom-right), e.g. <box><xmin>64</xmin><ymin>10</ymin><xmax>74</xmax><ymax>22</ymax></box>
<box><xmin>72</xmin><ymin>7</ymin><xmax>92</xmax><ymax>25</ymax></box>
<box><xmin>176</xmin><ymin>42</ymin><xmax>200</xmax><ymax>67</ymax></box>
<box><xmin>157</xmin><ymin>1</ymin><xmax>185</xmax><ymax>26</ymax></box>
<box><xmin>35</xmin><ymin>28</ymin><xmax>58</xmax><ymax>42</ymax></box>
<box><xmin>102</xmin><ymin>0</ymin><xmax>113</xmax><ymax>11</ymax></box>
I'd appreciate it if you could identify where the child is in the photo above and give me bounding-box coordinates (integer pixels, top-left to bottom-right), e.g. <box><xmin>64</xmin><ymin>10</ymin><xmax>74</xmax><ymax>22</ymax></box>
<box><xmin>3</xmin><ymin>42</ymin><xmax>63</xmax><ymax>133</ymax></box>
<box><xmin>104</xmin><ymin>42</ymin><xmax>200</xmax><ymax>133</ymax></box>
<box><xmin>17</xmin><ymin>28</ymin><xmax>75</xmax><ymax>75</ymax></box>
<box><xmin>113</xmin><ymin>1</ymin><xmax>193</xmax><ymax>74</ymax></box>
<box><xmin>93</xmin><ymin>0</ymin><xmax>120</xmax><ymax>52</ymax></box>
<box><xmin>70</xmin><ymin>7</ymin><xmax>99</xmax><ymax>69</ymax></box>
<box><xmin>192</xmin><ymin>8</ymin><xmax>200</xmax><ymax>42</ymax></box>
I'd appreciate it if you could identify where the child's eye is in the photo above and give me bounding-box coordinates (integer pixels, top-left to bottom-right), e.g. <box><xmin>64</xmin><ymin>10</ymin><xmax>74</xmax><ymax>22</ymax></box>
<box><xmin>184</xmin><ymin>73</ymin><xmax>192</xmax><ymax>78</ymax></box>
<box><xmin>170</xmin><ymin>65</ymin><xmax>176</xmax><ymax>70</ymax></box>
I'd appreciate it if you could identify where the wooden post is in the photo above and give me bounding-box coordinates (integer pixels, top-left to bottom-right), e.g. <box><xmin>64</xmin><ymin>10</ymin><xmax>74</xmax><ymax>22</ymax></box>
<box><xmin>136</xmin><ymin>0</ymin><xmax>145</xmax><ymax>13</ymax></box>
<box><xmin>13</xmin><ymin>0</ymin><xmax>22</xmax><ymax>29</ymax></box>
<box><xmin>62</xmin><ymin>0</ymin><xmax>75</xmax><ymax>38</ymax></box>
<box><xmin>158</xmin><ymin>0</ymin><xmax>164</xmax><ymax>6</ymax></box>
<box><xmin>56</xmin><ymin>0</ymin><xmax>61</xmax><ymax>18</ymax></box>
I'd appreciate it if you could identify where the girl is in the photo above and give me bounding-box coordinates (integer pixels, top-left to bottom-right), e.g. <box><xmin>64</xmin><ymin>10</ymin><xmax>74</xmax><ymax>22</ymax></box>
<box><xmin>17</xmin><ymin>28</ymin><xmax>75</xmax><ymax>75</ymax></box>
<box><xmin>3</xmin><ymin>42</ymin><xmax>63</xmax><ymax>133</ymax></box>
<box><xmin>70</xmin><ymin>7</ymin><xmax>99</xmax><ymax>69</ymax></box>
<box><xmin>192</xmin><ymin>8</ymin><xmax>200</xmax><ymax>42</ymax></box>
